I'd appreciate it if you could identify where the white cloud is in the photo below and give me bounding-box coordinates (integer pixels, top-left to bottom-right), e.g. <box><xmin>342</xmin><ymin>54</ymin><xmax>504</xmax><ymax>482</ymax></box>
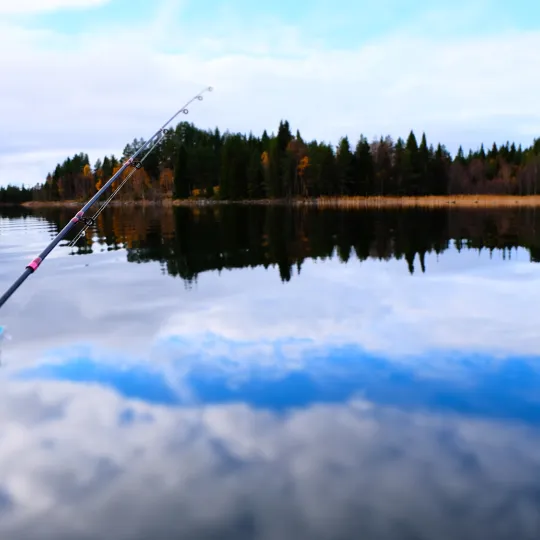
<box><xmin>0</xmin><ymin>380</ymin><xmax>539</xmax><ymax>539</ymax></box>
<box><xmin>0</xmin><ymin>0</ymin><xmax>111</xmax><ymax>15</ymax></box>
<box><xmin>1</xmin><ymin>5</ymin><xmax>540</xmax><ymax>187</ymax></box>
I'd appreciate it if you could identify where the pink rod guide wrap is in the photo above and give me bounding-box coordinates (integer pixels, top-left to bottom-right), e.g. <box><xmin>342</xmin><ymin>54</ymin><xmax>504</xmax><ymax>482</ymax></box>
<box><xmin>26</xmin><ymin>257</ymin><xmax>43</xmax><ymax>272</ymax></box>
<box><xmin>71</xmin><ymin>211</ymin><xmax>84</xmax><ymax>224</ymax></box>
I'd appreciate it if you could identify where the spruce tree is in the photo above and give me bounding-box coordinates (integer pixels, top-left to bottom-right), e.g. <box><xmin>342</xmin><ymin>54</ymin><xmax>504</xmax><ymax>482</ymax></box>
<box><xmin>336</xmin><ymin>136</ymin><xmax>354</xmax><ymax>195</ymax></box>
<box><xmin>354</xmin><ymin>136</ymin><xmax>374</xmax><ymax>195</ymax></box>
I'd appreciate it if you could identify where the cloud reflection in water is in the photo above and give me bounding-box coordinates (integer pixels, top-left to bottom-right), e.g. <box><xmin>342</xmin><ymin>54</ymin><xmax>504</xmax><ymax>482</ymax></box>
<box><xmin>1</xmin><ymin>381</ymin><xmax>540</xmax><ymax>540</ymax></box>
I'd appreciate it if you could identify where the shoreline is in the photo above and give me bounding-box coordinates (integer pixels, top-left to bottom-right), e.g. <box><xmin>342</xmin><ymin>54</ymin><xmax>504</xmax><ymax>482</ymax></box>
<box><xmin>15</xmin><ymin>194</ymin><xmax>540</xmax><ymax>209</ymax></box>
<box><xmin>19</xmin><ymin>199</ymin><xmax>173</xmax><ymax>209</ymax></box>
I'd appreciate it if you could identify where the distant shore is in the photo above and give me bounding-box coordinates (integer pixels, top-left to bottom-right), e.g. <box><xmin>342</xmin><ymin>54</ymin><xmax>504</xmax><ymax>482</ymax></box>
<box><xmin>15</xmin><ymin>194</ymin><xmax>540</xmax><ymax>209</ymax></box>
<box><xmin>19</xmin><ymin>199</ymin><xmax>173</xmax><ymax>208</ymax></box>
<box><xmin>301</xmin><ymin>195</ymin><xmax>540</xmax><ymax>208</ymax></box>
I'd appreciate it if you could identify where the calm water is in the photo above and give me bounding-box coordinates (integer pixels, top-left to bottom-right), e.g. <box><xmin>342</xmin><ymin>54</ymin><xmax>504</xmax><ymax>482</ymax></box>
<box><xmin>1</xmin><ymin>204</ymin><xmax>540</xmax><ymax>539</ymax></box>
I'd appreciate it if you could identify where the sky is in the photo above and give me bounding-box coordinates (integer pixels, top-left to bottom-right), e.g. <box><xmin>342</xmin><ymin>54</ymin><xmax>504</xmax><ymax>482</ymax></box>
<box><xmin>1</xmin><ymin>0</ymin><xmax>540</xmax><ymax>188</ymax></box>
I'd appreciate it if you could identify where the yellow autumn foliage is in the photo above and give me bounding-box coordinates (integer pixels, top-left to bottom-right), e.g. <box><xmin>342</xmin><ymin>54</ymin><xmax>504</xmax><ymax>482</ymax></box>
<box><xmin>297</xmin><ymin>156</ymin><xmax>309</xmax><ymax>177</ymax></box>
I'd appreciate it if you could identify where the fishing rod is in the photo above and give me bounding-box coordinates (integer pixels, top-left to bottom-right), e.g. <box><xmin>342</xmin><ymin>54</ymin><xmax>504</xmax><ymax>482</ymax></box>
<box><xmin>68</xmin><ymin>133</ymin><xmax>166</xmax><ymax>247</ymax></box>
<box><xmin>0</xmin><ymin>85</ymin><xmax>213</xmax><ymax>311</ymax></box>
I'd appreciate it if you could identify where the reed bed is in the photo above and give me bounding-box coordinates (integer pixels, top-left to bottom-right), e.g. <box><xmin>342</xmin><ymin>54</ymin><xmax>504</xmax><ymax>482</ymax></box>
<box><xmin>304</xmin><ymin>195</ymin><xmax>540</xmax><ymax>208</ymax></box>
<box><xmin>21</xmin><ymin>195</ymin><xmax>540</xmax><ymax>209</ymax></box>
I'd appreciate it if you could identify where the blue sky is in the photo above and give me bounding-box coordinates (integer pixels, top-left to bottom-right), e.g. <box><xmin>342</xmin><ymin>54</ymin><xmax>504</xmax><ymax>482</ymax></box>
<box><xmin>1</xmin><ymin>0</ymin><xmax>539</xmax><ymax>187</ymax></box>
<box><xmin>14</xmin><ymin>0</ymin><xmax>540</xmax><ymax>45</ymax></box>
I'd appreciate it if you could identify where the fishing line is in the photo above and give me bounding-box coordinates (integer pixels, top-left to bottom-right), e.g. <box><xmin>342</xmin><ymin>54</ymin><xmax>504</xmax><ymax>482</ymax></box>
<box><xmin>0</xmin><ymin>85</ymin><xmax>213</xmax><ymax>311</ymax></box>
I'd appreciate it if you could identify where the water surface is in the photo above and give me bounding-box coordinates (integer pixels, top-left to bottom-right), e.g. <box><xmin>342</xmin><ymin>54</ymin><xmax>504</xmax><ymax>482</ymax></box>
<box><xmin>1</xmin><ymin>204</ymin><xmax>540</xmax><ymax>539</ymax></box>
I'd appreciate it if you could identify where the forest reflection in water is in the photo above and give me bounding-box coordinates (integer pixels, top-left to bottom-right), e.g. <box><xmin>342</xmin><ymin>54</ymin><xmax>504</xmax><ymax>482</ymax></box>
<box><xmin>8</xmin><ymin>203</ymin><xmax>540</xmax><ymax>283</ymax></box>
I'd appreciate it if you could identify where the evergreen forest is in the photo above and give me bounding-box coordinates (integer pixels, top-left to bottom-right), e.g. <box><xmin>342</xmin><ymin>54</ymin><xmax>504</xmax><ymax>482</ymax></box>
<box><xmin>2</xmin><ymin>120</ymin><xmax>540</xmax><ymax>205</ymax></box>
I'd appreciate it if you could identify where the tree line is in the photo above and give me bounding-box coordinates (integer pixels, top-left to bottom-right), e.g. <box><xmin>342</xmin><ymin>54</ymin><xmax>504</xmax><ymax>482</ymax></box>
<box><xmin>0</xmin><ymin>185</ymin><xmax>33</xmax><ymax>205</ymax></box>
<box><xmin>2</xmin><ymin>120</ymin><xmax>540</xmax><ymax>204</ymax></box>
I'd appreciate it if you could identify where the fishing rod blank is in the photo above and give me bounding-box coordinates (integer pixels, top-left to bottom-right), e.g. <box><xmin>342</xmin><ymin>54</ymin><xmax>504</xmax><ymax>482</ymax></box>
<box><xmin>68</xmin><ymin>131</ymin><xmax>166</xmax><ymax>247</ymax></box>
<box><xmin>0</xmin><ymin>86</ymin><xmax>213</xmax><ymax>311</ymax></box>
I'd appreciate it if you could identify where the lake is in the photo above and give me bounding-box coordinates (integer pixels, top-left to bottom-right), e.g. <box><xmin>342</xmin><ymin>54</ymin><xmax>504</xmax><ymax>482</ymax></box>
<box><xmin>1</xmin><ymin>204</ymin><xmax>540</xmax><ymax>540</ymax></box>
